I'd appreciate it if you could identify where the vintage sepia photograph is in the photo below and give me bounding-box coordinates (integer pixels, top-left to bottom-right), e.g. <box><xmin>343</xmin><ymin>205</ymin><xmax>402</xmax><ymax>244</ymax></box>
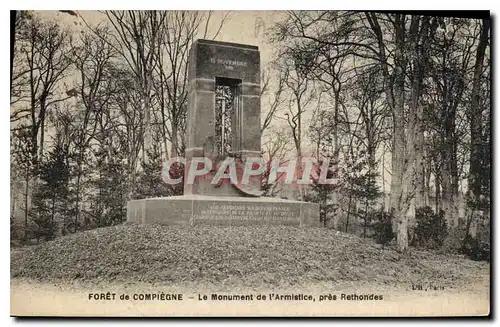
<box><xmin>9</xmin><ymin>10</ymin><xmax>491</xmax><ymax>317</ymax></box>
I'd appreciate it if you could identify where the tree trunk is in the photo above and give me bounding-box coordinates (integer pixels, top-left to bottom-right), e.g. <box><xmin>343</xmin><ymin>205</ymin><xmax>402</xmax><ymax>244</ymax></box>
<box><xmin>441</xmin><ymin>129</ymin><xmax>459</xmax><ymax>228</ymax></box>
<box><xmin>441</xmin><ymin>162</ymin><xmax>454</xmax><ymax>227</ymax></box>
<box><xmin>51</xmin><ymin>195</ymin><xmax>56</xmax><ymax>226</ymax></box>
<box><xmin>345</xmin><ymin>192</ymin><xmax>353</xmax><ymax>233</ymax></box>
<box><xmin>321</xmin><ymin>190</ymin><xmax>327</xmax><ymax>228</ymax></box>
<box><xmin>142</xmin><ymin>87</ymin><xmax>152</xmax><ymax>164</ymax></box>
<box><xmin>331</xmin><ymin>90</ymin><xmax>340</xmax><ymax>229</ymax></box>
<box><xmin>381</xmin><ymin>147</ymin><xmax>386</xmax><ymax>211</ymax></box>
<box><xmin>412</xmin><ymin>82</ymin><xmax>426</xmax><ymax>213</ymax></box>
<box><xmin>424</xmin><ymin>145</ymin><xmax>431</xmax><ymax>207</ymax></box>
<box><xmin>74</xmin><ymin>150</ymin><xmax>86</xmax><ymax>232</ymax></box>
<box><xmin>435</xmin><ymin>169</ymin><xmax>442</xmax><ymax>213</ymax></box>
<box><xmin>74</xmin><ymin>170</ymin><xmax>82</xmax><ymax>233</ymax></box>
<box><xmin>171</xmin><ymin>123</ymin><xmax>179</xmax><ymax>158</ymax></box>
<box><xmin>24</xmin><ymin>167</ymin><xmax>29</xmax><ymax>243</ymax></box>
<box><xmin>294</xmin><ymin>93</ymin><xmax>304</xmax><ymax>202</ymax></box>
<box><xmin>390</xmin><ymin>15</ymin><xmax>410</xmax><ymax>253</ymax></box>
<box><xmin>39</xmin><ymin>116</ymin><xmax>45</xmax><ymax>163</ymax></box>
<box><xmin>408</xmin><ymin>16</ymin><xmax>431</xmax><ymax>239</ymax></box>
<box><xmin>390</xmin><ymin>79</ymin><xmax>407</xmax><ymax>250</ymax></box>
<box><xmin>363</xmin><ymin>200</ymin><xmax>369</xmax><ymax>238</ymax></box>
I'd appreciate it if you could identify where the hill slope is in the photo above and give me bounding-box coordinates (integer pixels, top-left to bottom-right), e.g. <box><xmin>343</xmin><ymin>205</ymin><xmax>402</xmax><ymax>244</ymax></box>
<box><xmin>11</xmin><ymin>224</ymin><xmax>488</xmax><ymax>288</ymax></box>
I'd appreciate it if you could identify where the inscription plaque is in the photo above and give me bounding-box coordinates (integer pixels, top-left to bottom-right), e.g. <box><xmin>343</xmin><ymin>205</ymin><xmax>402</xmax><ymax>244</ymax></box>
<box><xmin>193</xmin><ymin>202</ymin><xmax>301</xmax><ymax>226</ymax></box>
<box><xmin>126</xmin><ymin>196</ymin><xmax>320</xmax><ymax>228</ymax></box>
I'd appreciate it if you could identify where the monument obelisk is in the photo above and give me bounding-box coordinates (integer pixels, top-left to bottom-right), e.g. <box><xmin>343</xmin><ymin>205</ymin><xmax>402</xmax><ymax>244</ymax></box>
<box><xmin>126</xmin><ymin>39</ymin><xmax>320</xmax><ymax>228</ymax></box>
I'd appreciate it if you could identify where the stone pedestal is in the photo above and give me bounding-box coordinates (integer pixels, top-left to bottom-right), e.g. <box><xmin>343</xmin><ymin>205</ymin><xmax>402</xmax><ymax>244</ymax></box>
<box><xmin>127</xmin><ymin>195</ymin><xmax>320</xmax><ymax>228</ymax></box>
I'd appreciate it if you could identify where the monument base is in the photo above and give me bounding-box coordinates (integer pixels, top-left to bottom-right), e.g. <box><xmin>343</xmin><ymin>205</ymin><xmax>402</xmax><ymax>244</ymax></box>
<box><xmin>127</xmin><ymin>195</ymin><xmax>320</xmax><ymax>228</ymax></box>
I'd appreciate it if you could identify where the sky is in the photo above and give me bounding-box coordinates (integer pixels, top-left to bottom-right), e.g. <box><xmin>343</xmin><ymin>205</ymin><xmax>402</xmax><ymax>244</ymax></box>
<box><xmin>37</xmin><ymin>10</ymin><xmax>284</xmax><ymax>71</ymax></box>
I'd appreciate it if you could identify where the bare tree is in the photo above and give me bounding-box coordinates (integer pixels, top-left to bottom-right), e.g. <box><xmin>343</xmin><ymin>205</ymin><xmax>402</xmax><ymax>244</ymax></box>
<box><xmin>261</xmin><ymin>127</ymin><xmax>293</xmax><ymax>196</ymax></box>
<box><xmin>278</xmin><ymin>53</ymin><xmax>315</xmax><ymax>200</ymax></box>
<box><xmin>109</xmin><ymin>67</ymin><xmax>145</xmax><ymax>199</ymax></box>
<box><xmin>424</xmin><ymin>18</ymin><xmax>477</xmax><ymax>228</ymax></box>
<box><xmin>466</xmin><ymin>18</ymin><xmax>490</xmax><ymax>237</ymax></box>
<box><xmin>69</xmin><ymin>27</ymin><xmax>116</xmax><ymax>231</ymax></box>
<box><xmin>98</xmin><ymin>11</ymin><xmax>167</xmax><ymax>165</ymax></box>
<box><xmin>260</xmin><ymin>66</ymin><xmax>286</xmax><ymax>133</ymax></box>
<box><xmin>151</xmin><ymin>11</ymin><xmax>204</xmax><ymax>158</ymax></box>
<box><xmin>10</xmin><ymin>15</ymin><xmax>73</xmax><ymax>240</ymax></box>
<box><xmin>11</xmin><ymin>15</ymin><xmax>72</xmax><ymax>171</ymax></box>
<box><xmin>270</xmin><ymin>11</ymin><xmax>481</xmax><ymax>251</ymax></box>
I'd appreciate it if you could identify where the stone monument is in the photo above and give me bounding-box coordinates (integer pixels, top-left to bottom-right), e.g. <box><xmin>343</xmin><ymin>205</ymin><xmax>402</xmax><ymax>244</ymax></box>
<box><xmin>127</xmin><ymin>39</ymin><xmax>320</xmax><ymax>227</ymax></box>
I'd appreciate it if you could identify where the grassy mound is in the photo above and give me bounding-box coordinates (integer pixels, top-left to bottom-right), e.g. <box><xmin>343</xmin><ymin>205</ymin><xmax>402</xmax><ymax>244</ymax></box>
<box><xmin>11</xmin><ymin>224</ymin><xmax>487</xmax><ymax>288</ymax></box>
